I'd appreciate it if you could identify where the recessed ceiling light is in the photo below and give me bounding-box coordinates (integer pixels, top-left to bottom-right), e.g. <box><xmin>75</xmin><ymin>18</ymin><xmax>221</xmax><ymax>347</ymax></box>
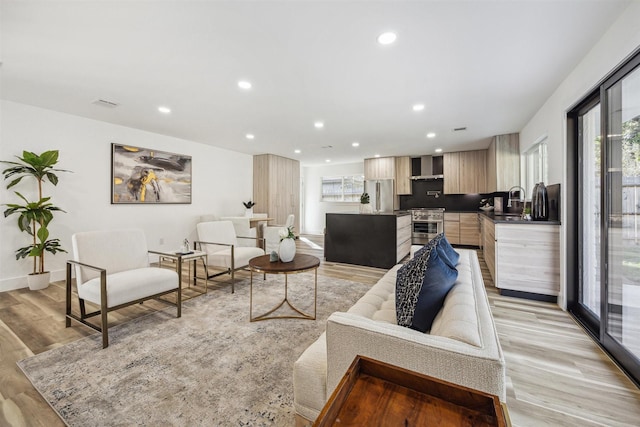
<box><xmin>377</xmin><ymin>32</ymin><xmax>397</xmax><ymax>45</ymax></box>
<box><xmin>412</xmin><ymin>104</ymin><xmax>425</xmax><ymax>112</ymax></box>
<box><xmin>294</xmin><ymin>149</ymin><xmax>301</xmax><ymax>154</ymax></box>
<box><xmin>426</xmin><ymin>132</ymin><xmax>436</xmax><ymax>138</ymax></box>
<box><xmin>352</xmin><ymin>142</ymin><xmax>360</xmax><ymax>147</ymax></box>
<box><xmin>314</xmin><ymin>121</ymin><xmax>324</xmax><ymax>129</ymax></box>
<box><xmin>245</xmin><ymin>134</ymin><xmax>255</xmax><ymax>140</ymax></box>
<box><xmin>435</xmin><ymin>148</ymin><xmax>443</xmax><ymax>153</ymax></box>
<box><xmin>374</xmin><ymin>154</ymin><xmax>381</xmax><ymax>158</ymax></box>
<box><xmin>158</xmin><ymin>106</ymin><xmax>171</xmax><ymax>114</ymax></box>
<box><xmin>238</xmin><ymin>80</ymin><xmax>252</xmax><ymax>90</ymax></box>
<box><xmin>325</xmin><ymin>159</ymin><xmax>331</xmax><ymax>163</ymax></box>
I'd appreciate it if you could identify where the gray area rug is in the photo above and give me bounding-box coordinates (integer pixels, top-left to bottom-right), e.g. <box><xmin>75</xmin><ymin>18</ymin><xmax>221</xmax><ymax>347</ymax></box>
<box><xmin>18</xmin><ymin>274</ymin><xmax>370</xmax><ymax>426</ymax></box>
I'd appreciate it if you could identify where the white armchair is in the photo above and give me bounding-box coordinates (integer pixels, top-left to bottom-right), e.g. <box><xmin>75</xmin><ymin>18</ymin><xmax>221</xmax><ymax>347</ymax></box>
<box><xmin>195</xmin><ymin>221</ymin><xmax>265</xmax><ymax>293</ymax></box>
<box><xmin>260</xmin><ymin>224</ymin><xmax>287</xmax><ymax>254</ymax></box>
<box><xmin>65</xmin><ymin>228</ymin><xmax>181</xmax><ymax>348</ymax></box>
<box><xmin>220</xmin><ymin>215</ymin><xmax>266</xmax><ymax>247</ymax></box>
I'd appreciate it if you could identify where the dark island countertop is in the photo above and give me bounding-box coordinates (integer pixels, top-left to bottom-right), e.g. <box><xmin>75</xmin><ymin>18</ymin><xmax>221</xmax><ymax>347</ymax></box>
<box><xmin>335</xmin><ymin>211</ymin><xmax>410</xmax><ymax>217</ymax></box>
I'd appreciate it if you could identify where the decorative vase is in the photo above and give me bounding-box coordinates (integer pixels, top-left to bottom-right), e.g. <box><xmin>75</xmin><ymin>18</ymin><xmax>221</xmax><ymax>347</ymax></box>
<box><xmin>532</xmin><ymin>182</ymin><xmax>549</xmax><ymax>221</ymax></box>
<box><xmin>245</xmin><ymin>208</ymin><xmax>253</xmax><ymax>217</ymax></box>
<box><xmin>27</xmin><ymin>271</ymin><xmax>51</xmax><ymax>290</ymax></box>
<box><xmin>279</xmin><ymin>238</ymin><xmax>296</xmax><ymax>262</ymax></box>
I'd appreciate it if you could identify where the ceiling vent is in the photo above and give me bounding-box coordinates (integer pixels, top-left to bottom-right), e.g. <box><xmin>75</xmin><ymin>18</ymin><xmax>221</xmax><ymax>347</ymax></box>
<box><xmin>321</xmin><ymin>145</ymin><xmax>333</xmax><ymax>149</ymax></box>
<box><xmin>453</xmin><ymin>127</ymin><xmax>467</xmax><ymax>132</ymax></box>
<box><xmin>92</xmin><ymin>99</ymin><xmax>120</xmax><ymax>108</ymax></box>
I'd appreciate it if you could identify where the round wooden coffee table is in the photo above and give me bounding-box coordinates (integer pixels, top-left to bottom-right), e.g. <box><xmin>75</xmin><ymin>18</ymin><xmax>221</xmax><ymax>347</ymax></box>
<box><xmin>248</xmin><ymin>254</ymin><xmax>320</xmax><ymax>321</ymax></box>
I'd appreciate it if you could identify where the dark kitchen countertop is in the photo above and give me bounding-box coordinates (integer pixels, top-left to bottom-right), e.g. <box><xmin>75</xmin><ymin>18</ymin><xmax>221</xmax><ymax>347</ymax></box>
<box><xmin>479</xmin><ymin>211</ymin><xmax>561</xmax><ymax>225</ymax></box>
<box><xmin>328</xmin><ymin>211</ymin><xmax>410</xmax><ymax>217</ymax></box>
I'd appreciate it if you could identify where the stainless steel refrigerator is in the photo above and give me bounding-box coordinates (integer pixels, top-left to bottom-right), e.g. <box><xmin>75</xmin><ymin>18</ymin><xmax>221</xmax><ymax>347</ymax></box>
<box><xmin>364</xmin><ymin>179</ymin><xmax>394</xmax><ymax>213</ymax></box>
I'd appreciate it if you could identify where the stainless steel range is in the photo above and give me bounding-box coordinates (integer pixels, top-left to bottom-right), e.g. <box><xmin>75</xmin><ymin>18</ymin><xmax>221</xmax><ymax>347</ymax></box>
<box><xmin>410</xmin><ymin>208</ymin><xmax>445</xmax><ymax>245</ymax></box>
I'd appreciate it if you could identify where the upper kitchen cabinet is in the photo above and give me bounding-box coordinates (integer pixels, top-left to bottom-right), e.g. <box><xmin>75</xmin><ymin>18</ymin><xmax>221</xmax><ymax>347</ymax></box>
<box><xmin>364</xmin><ymin>157</ymin><xmax>395</xmax><ymax>180</ymax></box>
<box><xmin>486</xmin><ymin>133</ymin><xmax>520</xmax><ymax>192</ymax></box>
<box><xmin>443</xmin><ymin>150</ymin><xmax>487</xmax><ymax>194</ymax></box>
<box><xmin>443</xmin><ymin>152</ymin><xmax>460</xmax><ymax>194</ymax></box>
<box><xmin>253</xmin><ymin>154</ymin><xmax>300</xmax><ymax>232</ymax></box>
<box><xmin>394</xmin><ymin>156</ymin><xmax>412</xmax><ymax>195</ymax></box>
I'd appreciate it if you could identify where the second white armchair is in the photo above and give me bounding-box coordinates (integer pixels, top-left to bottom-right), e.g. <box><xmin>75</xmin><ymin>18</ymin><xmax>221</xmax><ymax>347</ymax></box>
<box><xmin>195</xmin><ymin>221</ymin><xmax>265</xmax><ymax>293</ymax></box>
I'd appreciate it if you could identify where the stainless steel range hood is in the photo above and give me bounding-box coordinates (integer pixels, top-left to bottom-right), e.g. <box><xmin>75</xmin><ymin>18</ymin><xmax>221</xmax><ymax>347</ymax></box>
<box><xmin>411</xmin><ymin>155</ymin><xmax>444</xmax><ymax>180</ymax></box>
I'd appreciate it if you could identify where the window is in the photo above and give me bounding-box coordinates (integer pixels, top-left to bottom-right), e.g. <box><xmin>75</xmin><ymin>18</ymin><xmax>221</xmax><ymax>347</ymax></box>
<box><xmin>321</xmin><ymin>175</ymin><xmax>364</xmax><ymax>202</ymax></box>
<box><xmin>524</xmin><ymin>137</ymin><xmax>548</xmax><ymax>196</ymax></box>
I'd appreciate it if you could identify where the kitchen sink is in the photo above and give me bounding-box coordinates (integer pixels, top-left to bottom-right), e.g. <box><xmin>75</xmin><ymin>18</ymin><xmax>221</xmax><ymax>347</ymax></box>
<box><xmin>494</xmin><ymin>214</ymin><xmax>522</xmax><ymax>221</ymax></box>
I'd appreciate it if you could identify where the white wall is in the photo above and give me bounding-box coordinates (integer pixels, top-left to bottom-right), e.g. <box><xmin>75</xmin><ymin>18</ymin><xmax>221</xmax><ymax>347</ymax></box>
<box><xmin>520</xmin><ymin>1</ymin><xmax>640</xmax><ymax>309</ymax></box>
<box><xmin>302</xmin><ymin>162</ymin><xmax>363</xmax><ymax>235</ymax></box>
<box><xmin>0</xmin><ymin>101</ymin><xmax>253</xmax><ymax>291</ymax></box>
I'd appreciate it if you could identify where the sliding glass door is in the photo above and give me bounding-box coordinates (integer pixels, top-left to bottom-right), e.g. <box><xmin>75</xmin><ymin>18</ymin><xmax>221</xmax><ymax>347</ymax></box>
<box><xmin>570</xmin><ymin>50</ymin><xmax>640</xmax><ymax>385</ymax></box>
<box><xmin>578</xmin><ymin>102</ymin><xmax>602</xmax><ymax>327</ymax></box>
<box><xmin>604</xmin><ymin>63</ymin><xmax>640</xmax><ymax>365</ymax></box>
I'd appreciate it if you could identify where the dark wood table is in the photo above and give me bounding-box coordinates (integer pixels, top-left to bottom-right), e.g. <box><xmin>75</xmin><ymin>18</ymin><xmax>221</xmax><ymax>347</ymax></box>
<box><xmin>315</xmin><ymin>356</ymin><xmax>510</xmax><ymax>427</ymax></box>
<box><xmin>248</xmin><ymin>254</ymin><xmax>320</xmax><ymax>321</ymax></box>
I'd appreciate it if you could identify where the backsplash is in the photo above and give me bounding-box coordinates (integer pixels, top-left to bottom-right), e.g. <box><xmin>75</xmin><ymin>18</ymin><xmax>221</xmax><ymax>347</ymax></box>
<box><xmin>398</xmin><ymin>180</ymin><xmax>508</xmax><ymax>212</ymax></box>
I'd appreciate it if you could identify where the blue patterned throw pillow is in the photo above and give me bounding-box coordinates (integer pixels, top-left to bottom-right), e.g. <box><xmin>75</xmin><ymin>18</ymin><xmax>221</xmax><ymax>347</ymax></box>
<box><xmin>410</xmin><ymin>247</ymin><xmax>458</xmax><ymax>332</ymax></box>
<box><xmin>395</xmin><ymin>246</ymin><xmax>431</xmax><ymax>327</ymax></box>
<box><xmin>413</xmin><ymin>233</ymin><xmax>459</xmax><ymax>268</ymax></box>
<box><xmin>412</xmin><ymin>234</ymin><xmax>442</xmax><ymax>258</ymax></box>
<box><xmin>438</xmin><ymin>234</ymin><xmax>460</xmax><ymax>267</ymax></box>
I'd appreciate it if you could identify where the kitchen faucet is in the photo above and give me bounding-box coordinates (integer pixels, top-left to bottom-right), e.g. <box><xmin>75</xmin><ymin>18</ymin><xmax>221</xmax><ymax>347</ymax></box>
<box><xmin>507</xmin><ymin>186</ymin><xmax>527</xmax><ymax>217</ymax></box>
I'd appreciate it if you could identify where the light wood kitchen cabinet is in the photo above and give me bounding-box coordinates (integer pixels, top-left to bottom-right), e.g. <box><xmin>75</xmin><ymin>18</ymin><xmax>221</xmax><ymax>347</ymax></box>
<box><xmin>459</xmin><ymin>213</ymin><xmax>480</xmax><ymax>246</ymax></box>
<box><xmin>444</xmin><ymin>212</ymin><xmax>460</xmax><ymax>245</ymax></box>
<box><xmin>396</xmin><ymin>214</ymin><xmax>412</xmax><ymax>262</ymax></box>
<box><xmin>443</xmin><ymin>150</ymin><xmax>487</xmax><ymax>194</ymax></box>
<box><xmin>443</xmin><ymin>153</ymin><xmax>460</xmax><ymax>194</ymax></box>
<box><xmin>253</xmin><ymin>154</ymin><xmax>300</xmax><ymax>233</ymax></box>
<box><xmin>394</xmin><ymin>156</ymin><xmax>412</xmax><ymax>195</ymax></box>
<box><xmin>364</xmin><ymin>157</ymin><xmax>395</xmax><ymax>180</ymax></box>
<box><xmin>480</xmin><ymin>216</ymin><xmax>496</xmax><ymax>282</ymax></box>
<box><xmin>460</xmin><ymin>150</ymin><xmax>487</xmax><ymax>194</ymax></box>
<box><xmin>486</xmin><ymin>133</ymin><xmax>520</xmax><ymax>192</ymax></box>
<box><xmin>494</xmin><ymin>223</ymin><xmax>560</xmax><ymax>298</ymax></box>
<box><xmin>444</xmin><ymin>212</ymin><xmax>480</xmax><ymax>246</ymax></box>
<box><xmin>480</xmin><ymin>214</ymin><xmax>560</xmax><ymax>299</ymax></box>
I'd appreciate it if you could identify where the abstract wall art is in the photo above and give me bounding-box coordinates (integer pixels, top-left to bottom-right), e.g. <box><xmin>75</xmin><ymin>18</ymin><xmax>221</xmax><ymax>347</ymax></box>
<box><xmin>111</xmin><ymin>143</ymin><xmax>192</xmax><ymax>204</ymax></box>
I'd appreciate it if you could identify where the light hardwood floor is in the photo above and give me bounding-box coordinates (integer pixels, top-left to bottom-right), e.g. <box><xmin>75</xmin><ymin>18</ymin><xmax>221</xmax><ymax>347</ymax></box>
<box><xmin>1</xmin><ymin>236</ymin><xmax>639</xmax><ymax>426</ymax></box>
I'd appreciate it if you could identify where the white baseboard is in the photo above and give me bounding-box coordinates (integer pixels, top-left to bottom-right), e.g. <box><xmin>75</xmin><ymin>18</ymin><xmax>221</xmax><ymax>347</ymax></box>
<box><xmin>0</xmin><ymin>269</ymin><xmax>66</xmax><ymax>292</ymax></box>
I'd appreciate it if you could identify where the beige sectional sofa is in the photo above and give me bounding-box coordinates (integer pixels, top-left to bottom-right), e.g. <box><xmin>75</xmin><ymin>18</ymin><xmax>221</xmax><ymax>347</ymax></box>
<box><xmin>293</xmin><ymin>248</ymin><xmax>506</xmax><ymax>423</ymax></box>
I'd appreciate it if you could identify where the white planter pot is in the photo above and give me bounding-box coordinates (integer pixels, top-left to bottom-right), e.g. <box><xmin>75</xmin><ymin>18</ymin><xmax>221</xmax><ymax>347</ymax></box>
<box><xmin>245</xmin><ymin>208</ymin><xmax>253</xmax><ymax>217</ymax></box>
<box><xmin>278</xmin><ymin>238</ymin><xmax>296</xmax><ymax>262</ymax></box>
<box><xmin>27</xmin><ymin>271</ymin><xmax>51</xmax><ymax>290</ymax></box>
<box><xmin>359</xmin><ymin>204</ymin><xmax>373</xmax><ymax>214</ymax></box>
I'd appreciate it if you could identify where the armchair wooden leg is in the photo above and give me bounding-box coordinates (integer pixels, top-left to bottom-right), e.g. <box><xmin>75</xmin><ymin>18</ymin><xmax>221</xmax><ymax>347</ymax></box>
<box><xmin>99</xmin><ymin>271</ymin><xmax>109</xmax><ymax>348</ymax></box>
<box><xmin>79</xmin><ymin>299</ymin><xmax>87</xmax><ymax>319</ymax></box>
<box><xmin>231</xmin><ymin>268</ymin><xmax>235</xmax><ymax>293</ymax></box>
<box><xmin>101</xmin><ymin>306</ymin><xmax>108</xmax><ymax>348</ymax></box>
<box><xmin>65</xmin><ymin>262</ymin><xmax>72</xmax><ymax>328</ymax></box>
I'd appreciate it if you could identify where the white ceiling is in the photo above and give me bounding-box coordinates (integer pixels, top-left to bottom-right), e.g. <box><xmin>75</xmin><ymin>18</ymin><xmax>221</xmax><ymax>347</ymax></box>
<box><xmin>0</xmin><ymin>1</ymin><xmax>631</xmax><ymax>166</ymax></box>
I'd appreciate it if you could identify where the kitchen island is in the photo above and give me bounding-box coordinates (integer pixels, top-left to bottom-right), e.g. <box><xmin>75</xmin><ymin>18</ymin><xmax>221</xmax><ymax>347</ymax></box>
<box><xmin>479</xmin><ymin>211</ymin><xmax>560</xmax><ymax>302</ymax></box>
<box><xmin>325</xmin><ymin>212</ymin><xmax>411</xmax><ymax>269</ymax></box>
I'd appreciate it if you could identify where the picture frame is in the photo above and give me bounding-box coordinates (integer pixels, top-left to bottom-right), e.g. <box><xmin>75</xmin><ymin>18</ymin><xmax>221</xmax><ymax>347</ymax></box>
<box><xmin>111</xmin><ymin>143</ymin><xmax>192</xmax><ymax>204</ymax></box>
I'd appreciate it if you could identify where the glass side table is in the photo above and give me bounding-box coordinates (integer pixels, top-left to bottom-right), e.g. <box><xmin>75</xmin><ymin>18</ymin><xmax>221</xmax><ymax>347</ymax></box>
<box><xmin>150</xmin><ymin>250</ymin><xmax>208</xmax><ymax>300</ymax></box>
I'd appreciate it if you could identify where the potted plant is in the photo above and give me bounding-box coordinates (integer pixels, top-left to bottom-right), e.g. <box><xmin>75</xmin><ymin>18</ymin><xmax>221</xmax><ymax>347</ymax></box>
<box><xmin>359</xmin><ymin>192</ymin><xmax>372</xmax><ymax>214</ymax></box>
<box><xmin>243</xmin><ymin>200</ymin><xmax>255</xmax><ymax>217</ymax></box>
<box><xmin>2</xmin><ymin>150</ymin><xmax>70</xmax><ymax>290</ymax></box>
